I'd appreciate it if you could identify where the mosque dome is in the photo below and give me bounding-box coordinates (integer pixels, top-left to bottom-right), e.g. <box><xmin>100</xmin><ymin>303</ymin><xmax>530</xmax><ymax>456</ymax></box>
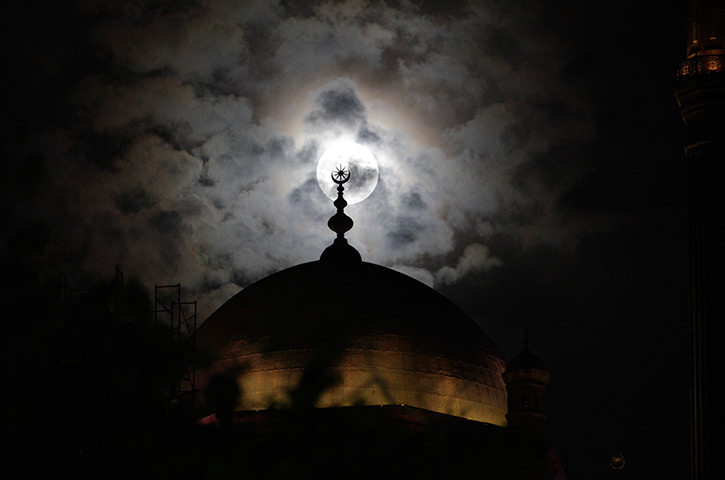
<box><xmin>195</xmin><ymin>259</ymin><xmax>508</xmax><ymax>426</ymax></box>
<box><xmin>196</xmin><ymin>166</ymin><xmax>508</xmax><ymax>426</ymax></box>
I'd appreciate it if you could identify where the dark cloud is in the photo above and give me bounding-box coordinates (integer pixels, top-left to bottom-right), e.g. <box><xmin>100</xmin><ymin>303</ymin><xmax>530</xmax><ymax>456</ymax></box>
<box><xmin>197</xmin><ymin>163</ymin><xmax>217</xmax><ymax>188</ymax></box>
<box><xmin>295</xmin><ymin>140</ymin><xmax>320</xmax><ymax>165</ymax></box>
<box><xmin>288</xmin><ymin>176</ymin><xmax>326</xmax><ymax>220</ymax></box>
<box><xmin>356</xmin><ymin>127</ymin><xmax>381</xmax><ymax>144</ymax></box>
<box><xmin>386</xmin><ymin>215</ymin><xmax>425</xmax><ymax>248</ymax></box>
<box><xmin>511</xmin><ymin>145</ymin><xmax>579</xmax><ymax>195</ymax></box>
<box><xmin>149</xmin><ymin>210</ymin><xmax>190</xmax><ymax>237</ymax></box>
<box><xmin>402</xmin><ymin>191</ymin><xmax>426</xmax><ymax>211</ymax></box>
<box><xmin>304</xmin><ymin>78</ymin><xmax>367</xmax><ymax>129</ymax></box>
<box><xmin>76</xmin><ymin>131</ymin><xmax>134</xmax><ymax>170</ymax></box>
<box><xmin>115</xmin><ymin>187</ymin><xmax>157</xmax><ymax>215</ymax></box>
<box><xmin>479</xmin><ymin>25</ymin><xmax>525</xmax><ymax>63</ymax></box>
<box><xmin>411</xmin><ymin>0</ymin><xmax>471</xmax><ymax>17</ymax></box>
<box><xmin>348</xmin><ymin>163</ymin><xmax>378</xmax><ymax>187</ymax></box>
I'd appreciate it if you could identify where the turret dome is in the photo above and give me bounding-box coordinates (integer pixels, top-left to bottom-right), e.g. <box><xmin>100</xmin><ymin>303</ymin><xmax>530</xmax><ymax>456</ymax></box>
<box><xmin>506</xmin><ymin>347</ymin><xmax>548</xmax><ymax>372</ymax></box>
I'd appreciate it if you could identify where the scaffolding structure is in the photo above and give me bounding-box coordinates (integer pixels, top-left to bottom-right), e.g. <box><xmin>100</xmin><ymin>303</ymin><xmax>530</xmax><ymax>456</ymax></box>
<box><xmin>56</xmin><ymin>268</ymin><xmax>198</xmax><ymax>416</ymax></box>
<box><xmin>154</xmin><ymin>283</ymin><xmax>198</xmax><ymax>415</ymax></box>
<box><xmin>58</xmin><ymin>266</ymin><xmax>124</xmax><ymax>316</ymax></box>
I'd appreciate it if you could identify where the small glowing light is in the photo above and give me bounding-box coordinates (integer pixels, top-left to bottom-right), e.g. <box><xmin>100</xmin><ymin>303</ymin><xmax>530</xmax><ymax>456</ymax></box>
<box><xmin>706</xmin><ymin>59</ymin><xmax>722</xmax><ymax>72</ymax></box>
<box><xmin>610</xmin><ymin>453</ymin><xmax>626</xmax><ymax>471</ymax></box>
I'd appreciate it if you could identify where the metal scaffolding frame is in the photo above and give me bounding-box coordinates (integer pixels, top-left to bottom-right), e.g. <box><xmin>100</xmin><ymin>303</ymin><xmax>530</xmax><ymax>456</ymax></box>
<box><xmin>57</xmin><ymin>266</ymin><xmax>125</xmax><ymax>326</ymax></box>
<box><xmin>154</xmin><ymin>283</ymin><xmax>198</xmax><ymax>415</ymax></box>
<box><xmin>56</xmin><ymin>268</ymin><xmax>198</xmax><ymax>416</ymax></box>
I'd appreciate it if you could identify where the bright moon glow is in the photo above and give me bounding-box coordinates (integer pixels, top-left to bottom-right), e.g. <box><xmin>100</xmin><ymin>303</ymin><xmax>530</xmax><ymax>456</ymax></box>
<box><xmin>316</xmin><ymin>141</ymin><xmax>379</xmax><ymax>204</ymax></box>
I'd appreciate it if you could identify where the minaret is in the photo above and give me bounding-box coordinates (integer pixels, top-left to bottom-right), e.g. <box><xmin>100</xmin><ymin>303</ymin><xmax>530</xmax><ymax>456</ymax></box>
<box><xmin>503</xmin><ymin>336</ymin><xmax>558</xmax><ymax>480</ymax></box>
<box><xmin>503</xmin><ymin>335</ymin><xmax>550</xmax><ymax>435</ymax></box>
<box><xmin>674</xmin><ymin>2</ymin><xmax>724</xmax><ymax>480</ymax></box>
<box><xmin>677</xmin><ymin>0</ymin><xmax>724</xmax><ymax>146</ymax></box>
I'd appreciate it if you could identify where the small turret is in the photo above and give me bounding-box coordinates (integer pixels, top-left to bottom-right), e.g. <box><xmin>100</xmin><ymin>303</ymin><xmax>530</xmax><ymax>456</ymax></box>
<box><xmin>503</xmin><ymin>335</ymin><xmax>550</xmax><ymax>434</ymax></box>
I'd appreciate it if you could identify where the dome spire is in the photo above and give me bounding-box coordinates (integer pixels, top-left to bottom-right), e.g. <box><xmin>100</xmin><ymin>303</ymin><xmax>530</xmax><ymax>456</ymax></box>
<box><xmin>320</xmin><ymin>165</ymin><xmax>361</xmax><ymax>264</ymax></box>
<box><xmin>328</xmin><ymin>165</ymin><xmax>353</xmax><ymax>237</ymax></box>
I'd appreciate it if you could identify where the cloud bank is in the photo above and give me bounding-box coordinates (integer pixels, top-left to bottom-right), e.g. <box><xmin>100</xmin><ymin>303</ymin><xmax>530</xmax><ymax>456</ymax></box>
<box><xmin>5</xmin><ymin>0</ymin><xmax>621</xmax><ymax>318</ymax></box>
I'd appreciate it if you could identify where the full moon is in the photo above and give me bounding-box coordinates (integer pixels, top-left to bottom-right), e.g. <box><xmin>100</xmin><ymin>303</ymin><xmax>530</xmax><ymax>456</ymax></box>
<box><xmin>316</xmin><ymin>141</ymin><xmax>379</xmax><ymax>204</ymax></box>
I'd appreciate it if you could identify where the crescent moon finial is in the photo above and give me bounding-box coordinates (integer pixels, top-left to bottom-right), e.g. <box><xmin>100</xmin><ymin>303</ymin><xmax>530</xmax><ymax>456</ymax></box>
<box><xmin>331</xmin><ymin>165</ymin><xmax>350</xmax><ymax>185</ymax></box>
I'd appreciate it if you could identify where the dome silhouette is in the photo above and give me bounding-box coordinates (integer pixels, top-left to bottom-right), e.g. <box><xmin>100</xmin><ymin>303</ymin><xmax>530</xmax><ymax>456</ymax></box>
<box><xmin>196</xmin><ymin>260</ymin><xmax>508</xmax><ymax>425</ymax></box>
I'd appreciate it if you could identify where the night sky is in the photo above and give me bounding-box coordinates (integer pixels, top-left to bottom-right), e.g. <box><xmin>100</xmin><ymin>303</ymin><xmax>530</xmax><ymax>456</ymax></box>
<box><xmin>3</xmin><ymin>1</ymin><xmax>691</xmax><ymax>478</ymax></box>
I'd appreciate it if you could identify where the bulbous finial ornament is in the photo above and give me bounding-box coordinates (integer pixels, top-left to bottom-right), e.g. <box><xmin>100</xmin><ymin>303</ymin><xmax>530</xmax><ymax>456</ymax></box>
<box><xmin>320</xmin><ymin>165</ymin><xmax>361</xmax><ymax>264</ymax></box>
<box><xmin>327</xmin><ymin>165</ymin><xmax>353</xmax><ymax>237</ymax></box>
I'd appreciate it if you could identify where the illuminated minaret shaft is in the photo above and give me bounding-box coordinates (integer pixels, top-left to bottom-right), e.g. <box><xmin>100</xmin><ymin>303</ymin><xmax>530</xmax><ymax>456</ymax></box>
<box><xmin>675</xmin><ymin>2</ymin><xmax>724</xmax><ymax>480</ymax></box>
<box><xmin>686</xmin><ymin>0</ymin><xmax>724</xmax><ymax>56</ymax></box>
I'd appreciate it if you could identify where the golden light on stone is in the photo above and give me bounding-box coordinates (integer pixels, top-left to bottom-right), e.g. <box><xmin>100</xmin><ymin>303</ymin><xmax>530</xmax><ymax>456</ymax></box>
<box><xmin>218</xmin><ymin>345</ymin><xmax>507</xmax><ymax>426</ymax></box>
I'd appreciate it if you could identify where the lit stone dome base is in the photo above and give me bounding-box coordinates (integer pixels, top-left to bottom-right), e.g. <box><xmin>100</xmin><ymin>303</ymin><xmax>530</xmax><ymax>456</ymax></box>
<box><xmin>196</xmin><ymin>261</ymin><xmax>508</xmax><ymax>427</ymax></box>
<box><xmin>201</xmin><ymin>347</ymin><xmax>507</xmax><ymax>425</ymax></box>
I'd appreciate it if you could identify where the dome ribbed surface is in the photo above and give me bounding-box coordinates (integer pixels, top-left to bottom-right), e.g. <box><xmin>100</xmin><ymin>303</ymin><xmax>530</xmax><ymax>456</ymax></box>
<box><xmin>196</xmin><ymin>261</ymin><xmax>508</xmax><ymax>426</ymax></box>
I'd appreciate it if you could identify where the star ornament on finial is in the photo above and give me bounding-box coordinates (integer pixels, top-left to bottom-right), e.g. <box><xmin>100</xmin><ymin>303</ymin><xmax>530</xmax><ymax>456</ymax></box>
<box><xmin>331</xmin><ymin>164</ymin><xmax>351</xmax><ymax>185</ymax></box>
